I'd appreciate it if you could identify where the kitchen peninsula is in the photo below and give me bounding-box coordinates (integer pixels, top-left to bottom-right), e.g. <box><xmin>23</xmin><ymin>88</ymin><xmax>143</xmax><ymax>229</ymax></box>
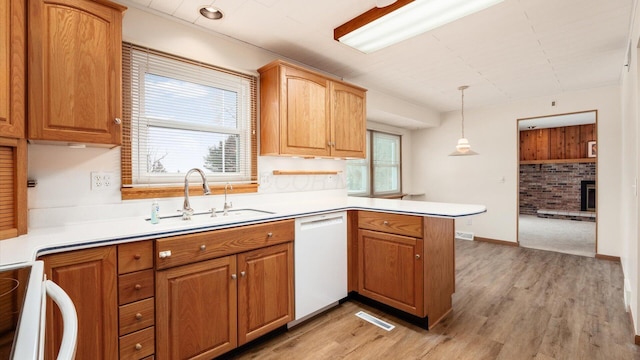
<box><xmin>0</xmin><ymin>196</ymin><xmax>485</xmax><ymax>359</ymax></box>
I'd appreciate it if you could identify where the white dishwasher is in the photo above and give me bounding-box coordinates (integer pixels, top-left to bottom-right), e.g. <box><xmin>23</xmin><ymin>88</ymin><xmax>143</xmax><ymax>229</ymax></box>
<box><xmin>291</xmin><ymin>211</ymin><xmax>347</xmax><ymax>326</ymax></box>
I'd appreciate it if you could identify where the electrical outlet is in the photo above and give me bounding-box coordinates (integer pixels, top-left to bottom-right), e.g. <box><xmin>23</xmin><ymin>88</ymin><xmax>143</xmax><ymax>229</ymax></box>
<box><xmin>91</xmin><ymin>172</ymin><xmax>115</xmax><ymax>191</ymax></box>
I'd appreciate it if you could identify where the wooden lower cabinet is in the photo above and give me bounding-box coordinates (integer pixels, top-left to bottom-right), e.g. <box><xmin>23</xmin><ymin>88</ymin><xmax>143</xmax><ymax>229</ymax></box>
<box><xmin>354</xmin><ymin>211</ymin><xmax>455</xmax><ymax>329</ymax></box>
<box><xmin>156</xmin><ymin>256</ymin><xmax>237</xmax><ymax>360</ymax></box>
<box><xmin>358</xmin><ymin>229</ymin><xmax>424</xmax><ymax>316</ymax></box>
<box><xmin>156</xmin><ymin>242</ymin><xmax>294</xmax><ymax>360</ymax></box>
<box><xmin>237</xmin><ymin>243</ymin><xmax>294</xmax><ymax>345</ymax></box>
<box><xmin>40</xmin><ymin>246</ymin><xmax>119</xmax><ymax>360</ymax></box>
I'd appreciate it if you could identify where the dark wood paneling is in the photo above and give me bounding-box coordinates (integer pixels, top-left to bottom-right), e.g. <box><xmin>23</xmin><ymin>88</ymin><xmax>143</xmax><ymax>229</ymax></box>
<box><xmin>549</xmin><ymin>127</ymin><xmax>565</xmax><ymax>160</ymax></box>
<box><xmin>520</xmin><ymin>123</ymin><xmax>596</xmax><ymax>162</ymax></box>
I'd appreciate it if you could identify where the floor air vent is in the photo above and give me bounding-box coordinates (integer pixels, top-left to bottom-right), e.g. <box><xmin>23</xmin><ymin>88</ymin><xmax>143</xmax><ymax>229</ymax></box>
<box><xmin>455</xmin><ymin>231</ymin><xmax>474</xmax><ymax>241</ymax></box>
<box><xmin>355</xmin><ymin>311</ymin><xmax>395</xmax><ymax>331</ymax></box>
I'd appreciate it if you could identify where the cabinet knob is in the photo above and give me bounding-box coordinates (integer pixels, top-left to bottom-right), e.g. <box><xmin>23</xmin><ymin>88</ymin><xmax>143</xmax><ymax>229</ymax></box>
<box><xmin>159</xmin><ymin>250</ymin><xmax>172</xmax><ymax>259</ymax></box>
<box><xmin>114</xmin><ymin>117</ymin><xmax>122</xmax><ymax>125</ymax></box>
<box><xmin>383</xmin><ymin>221</ymin><xmax>389</xmax><ymax>225</ymax></box>
<box><xmin>135</xmin><ymin>313</ymin><xmax>143</xmax><ymax>320</ymax></box>
<box><xmin>241</xmin><ymin>271</ymin><xmax>246</xmax><ymax>277</ymax></box>
<box><xmin>267</xmin><ymin>232</ymin><xmax>273</xmax><ymax>238</ymax></box>
<box><xmin>415</xmin><ymin>254</ymin><xmax>421</xmax><ymax>259</ymax></box>
<box><xmin>134</xmin><ymin>343</ymin><xmax>142</xmax><ymax>351</ymax></box>
<box><xmin>231</xmin><ymin>274</ymin><xmax>237</xmax><ymax>279</ymax></box>
<box><xmin>134</xmin><ymin>284</ymin><xmax>142</xmax><ymax>290</ymax></box>
<box><xmin>133</xmin><ymin>254</ymin><xmax>141</xmax><ymax>260</ymax></box>
<box><xmin>200</xmin><ymin>244</ymin><xmax>206</xmax><ymax>251</ymax></box>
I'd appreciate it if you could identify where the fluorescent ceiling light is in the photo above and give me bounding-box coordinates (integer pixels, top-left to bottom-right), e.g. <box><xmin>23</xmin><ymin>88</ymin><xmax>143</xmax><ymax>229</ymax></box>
<box><xmin>334</xmin><ymin>0</ymin><xmax>504</xmax><ymax>53</ymax></box>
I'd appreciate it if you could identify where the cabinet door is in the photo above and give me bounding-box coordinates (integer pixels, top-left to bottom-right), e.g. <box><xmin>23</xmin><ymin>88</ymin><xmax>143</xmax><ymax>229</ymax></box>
<box><xmin>330</xmin><ymin>82</ymin><xmax>366</xmax><ymax>158</ymax></box>
<box><xmin>40</xmin><ymin>246</ymin><xmax>118</xmax><ymax>360</ymax></box>
<box><xmin>237</xmin><ymin>242</ymin><xmax>294</xmax><ymax>345</ymax></box>
<box><xmin>0</xmin><ymin>0</ymin><xmax>25</xmax><ymax>138</ymax></box>
<box><xmin>28</xmin><ymin>0</ymin><xmax>125</xmax><ymax>145</ymax></box>
<box><xmin>358</xmin><ymin>229</ymin><xmax>424</xmax><ymax>317</ymax></box>
<box><xmin>281</xmin><ymin>66</ymin><xmax>330</xmax><ymax>156</ymax></box>
<box><xmin>156</xmin><ymin>256</ymin><xmax>237</xmax><ymax>360</ymax></box>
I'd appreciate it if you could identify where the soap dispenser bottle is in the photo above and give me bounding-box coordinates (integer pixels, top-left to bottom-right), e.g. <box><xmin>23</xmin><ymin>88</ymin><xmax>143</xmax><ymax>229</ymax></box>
<box><xmin>150</xmin><ymin>199</ymin><xmax>160</xmax><ymax>224</ymax></box>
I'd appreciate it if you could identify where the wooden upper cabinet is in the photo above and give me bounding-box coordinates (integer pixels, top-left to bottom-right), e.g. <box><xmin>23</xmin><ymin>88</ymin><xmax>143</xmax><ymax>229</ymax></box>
<box><xmin>259</xmin><ymin>60</ymin><xmax>366</xmax><ymax>158</ymax></box>
<box><xmin>0</xmin><ymin>0</ymin><xmax>26</xmax><ymax>139</ymax></box>
<box><xmin>27</xmin><ymin>0</ymin><xmax>126</xmax><ymax>146</ymax></box>
<box><xmin>330</xmin><ymin>81</ymin><xmax>366</xmax><ymax>158</ymax></box>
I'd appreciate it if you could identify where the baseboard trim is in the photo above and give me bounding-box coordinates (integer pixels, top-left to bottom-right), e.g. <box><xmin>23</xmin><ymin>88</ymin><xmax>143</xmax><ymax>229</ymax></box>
<box><xmin>595</xmin><ymin>254</ymin><xmax>621</xmax><ymax>262</ymax></box>
<box><xmin>474</xmin><ymin>237</ymin><xmax>518</xmax><ymax>247</ymax></box>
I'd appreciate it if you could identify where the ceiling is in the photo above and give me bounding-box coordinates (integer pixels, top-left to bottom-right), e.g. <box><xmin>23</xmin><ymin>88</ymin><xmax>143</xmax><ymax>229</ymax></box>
<box><xmin>119</xmin><ymin>0</ymin><xmax>634</xmax><ymax>128</ymax></box>
<box><xmin>517</xmin><ymin>110</ymin><xmax>596</xmax><ymax>130</ymax></box>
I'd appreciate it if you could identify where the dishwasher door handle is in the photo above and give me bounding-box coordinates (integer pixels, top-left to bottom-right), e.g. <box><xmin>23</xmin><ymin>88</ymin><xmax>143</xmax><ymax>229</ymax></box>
<box><xmin>298</xmin><ymin>216</ymin><xmax>344</xmax><ymax>230</ymax></box>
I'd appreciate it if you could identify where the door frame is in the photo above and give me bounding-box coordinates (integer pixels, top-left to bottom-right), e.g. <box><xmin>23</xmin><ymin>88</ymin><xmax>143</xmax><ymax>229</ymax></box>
<box><xmin>516</xmin><ymin>109</ymin><xmax>598</xmax><ymax>255</ymax></box>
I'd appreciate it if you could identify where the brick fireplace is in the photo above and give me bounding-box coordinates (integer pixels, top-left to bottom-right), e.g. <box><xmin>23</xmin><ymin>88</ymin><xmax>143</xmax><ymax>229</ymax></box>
<box><xmin>519</xmin><ymin>162</ymin><xmax>596</xmax><ymax>221</ymax></box>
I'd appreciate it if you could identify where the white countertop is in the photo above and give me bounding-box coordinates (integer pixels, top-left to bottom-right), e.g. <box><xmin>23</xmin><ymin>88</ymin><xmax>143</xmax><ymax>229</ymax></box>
<box><xmin>0</xmin><ymin>196</ymin><xmax>485</xmax><ymax>266</ymax></box>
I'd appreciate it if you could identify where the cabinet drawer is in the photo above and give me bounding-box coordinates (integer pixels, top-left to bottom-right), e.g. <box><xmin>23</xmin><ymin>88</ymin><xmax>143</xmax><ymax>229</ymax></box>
<box><xmin>119</xmin><ymin>327</ymin><xmax>154</xmax><ymax>360</ymax></box>
<box><xmin>119</xmin><ymin>241</ymin><xmax>154</xmax><ymax>274</ymax></box>
<box><xmin>119</xmin><ymin>298</ymin><xmax>155</xmax><ymax>336</ymax></box>
<box><xmin>119</xmin><ymin>269</ymin><xmax>154</xmax><ymax>305</ymax></box>
<box><xmin>156</xmin><ymin>220</ymin><xmax>294</xmax><ymax>269</ymax></box>
<box><xmin>358</xmin><ymin>211</ymin><xmax>423</xmax><ymax>238</ymax></box>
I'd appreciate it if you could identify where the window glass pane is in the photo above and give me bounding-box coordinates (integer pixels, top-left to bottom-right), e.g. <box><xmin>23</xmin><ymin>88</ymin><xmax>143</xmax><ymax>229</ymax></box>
<box><xmin>347</xmin><ymin>131</ymin><xmax>370</xmax><ymax>195</ymax></box>
<box><xmin>127</xmin><ymin>47</ymin><xmax>252</xmax><ymax>186</ymax></box>
<box><xmin>347</xmin><ymin>164</ymin><xmax>368</xmax><ymax>194</ymax></box>
<box><xmin>374</xmin><ymin>166</ymin><xmax>399</xmax><ymax>193</ymax></box>
<box><xmin>144</xmin><ymin>73</ymin><xmax>238</xmax><ymax>129</ymax></box>
<box><xmin>143</xmin><ymin>127</ymin><xmax>239</xmax><ymax>175</ymax></box>
<box><xmin>372</xmin><ymin>132</ymin><xmax>401</xmax><ymax>195</ymax></box>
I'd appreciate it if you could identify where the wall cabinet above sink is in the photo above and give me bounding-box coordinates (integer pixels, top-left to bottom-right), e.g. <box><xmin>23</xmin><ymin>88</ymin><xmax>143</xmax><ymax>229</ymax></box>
<box><xmin>258</xmin><ymin>60</ymin><xmax>366</xmax><ymax>159</ymax></box>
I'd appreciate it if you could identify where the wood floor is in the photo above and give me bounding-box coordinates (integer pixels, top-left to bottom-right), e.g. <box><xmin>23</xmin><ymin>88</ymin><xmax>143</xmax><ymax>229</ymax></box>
<box><xmin>226</xmin><ymin>240</ymin><xmax>640</xmax><ymax>360</ymax></box>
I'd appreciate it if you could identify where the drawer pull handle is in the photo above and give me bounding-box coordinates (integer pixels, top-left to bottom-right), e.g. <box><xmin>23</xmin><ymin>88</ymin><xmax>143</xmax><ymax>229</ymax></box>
<box><xmin>135</xmin><ymin>343</ymin><xmax>142</xmax><ymax>351</ymax></box>
<box><xmin>231</xmin><ymin>274</ymin><xmax>237</xmax><ymax>280</ymax></box>
<box><xmin>134</xmin><ymin>254</ymin><xmax>141</xmax><ymax>260</ymax></box>
<box><xmin>415</xmin><ymin>254</ymin><xmax>421</xmax><ymax>259</ymax></box>
<box><xmin>267</xmin><ymin>232</ymin><xmax>273</xmax><ymax>238</ymax></box>
<box><xmin>200</xmin><ymin>244</ymin><xmax>206</xmax><ymax>251</ymax></box>
<box><xmin>383</xmin><ymin>221</ymin><xmax>389</xmax><ymax>225</ymax></box>
<box><xmin>134</xmin><ymin>284</ymin><xmax>142</xmax><ymax>290</ymax></box>
<box><xmin>241</xmin><ymin>271</ymin><xmax>246</xmax><ymax>277</ymax></box>
<box><xmin>159</xmin><ymin>250</ymin><xmax>172</xmax><ymax>259</ymax></box>
<box><xmin>135</xmin><ymin>313</ymin><xmax>143</xmax><ymax>320</ymax></box>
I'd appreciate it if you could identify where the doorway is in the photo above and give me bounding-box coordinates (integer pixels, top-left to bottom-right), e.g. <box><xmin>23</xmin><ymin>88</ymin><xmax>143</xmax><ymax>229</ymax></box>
<box><xmin>517</xmin><ymin>110</ymin><xmax>597</xmax><ymax>257</ymax></box>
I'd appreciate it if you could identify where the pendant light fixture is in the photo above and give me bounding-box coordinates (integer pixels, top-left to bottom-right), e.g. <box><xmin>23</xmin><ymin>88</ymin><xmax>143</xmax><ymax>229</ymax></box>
<box><xmin>449</xmin><ymin>85</ymin><xmax>479</xmax><ymax>156</ymax></box>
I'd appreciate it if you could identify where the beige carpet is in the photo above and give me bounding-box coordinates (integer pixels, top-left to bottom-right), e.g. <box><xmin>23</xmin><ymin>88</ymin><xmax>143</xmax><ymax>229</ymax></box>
<box><xmin>518</xmin><ymin>214</ymin><xmax>596</xmax><ymax>257</ymax></box>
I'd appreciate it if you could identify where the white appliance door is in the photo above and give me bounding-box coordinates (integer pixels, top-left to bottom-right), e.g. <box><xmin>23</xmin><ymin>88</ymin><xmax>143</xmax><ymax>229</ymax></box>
<box><xmin>294</xmin><ymin>211</ymin><xmax>347</xmax><ymax>321</ymax></box>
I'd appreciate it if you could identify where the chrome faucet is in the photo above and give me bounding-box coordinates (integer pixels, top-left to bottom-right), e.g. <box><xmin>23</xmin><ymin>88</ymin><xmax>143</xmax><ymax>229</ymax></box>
<box><xmin>182</xmin><ymin>168</ymin><xmax>211</xmax><ymax>220</ymax></box>
<box><xmin>223</xmin><ymin>183</ymin><xmax>233</xmax><ymax>216</ymax></box>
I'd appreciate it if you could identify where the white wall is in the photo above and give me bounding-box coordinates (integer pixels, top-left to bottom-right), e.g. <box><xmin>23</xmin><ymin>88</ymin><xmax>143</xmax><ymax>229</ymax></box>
<box><xmin>620</xmin><ymin>0</ymin><xmax>640</xmax><ymax>337</ymax></box>
<box><xmin>410</xmin><ymin>85</ymin><xmax>622</xmax><ymax>257</ymax></box>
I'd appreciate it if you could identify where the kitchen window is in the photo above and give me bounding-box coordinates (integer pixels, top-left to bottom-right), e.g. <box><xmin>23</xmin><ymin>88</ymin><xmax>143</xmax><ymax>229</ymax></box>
<box><xmin>347</xmin><ymin>130</ymin><xmax>402</xmax><ymax>197</ymax></box>
<box><xmin>121</xmin><ymin>44</ymin><xmax>257</xmax><ymax>199</ymax></box>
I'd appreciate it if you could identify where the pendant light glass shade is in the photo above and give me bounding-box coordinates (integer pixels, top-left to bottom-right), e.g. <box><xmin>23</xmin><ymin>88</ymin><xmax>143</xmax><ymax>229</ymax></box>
<box><xmin>449</xmin><ymin>85</ymin><xmax>479</xmax><ymax>156</ymax></box>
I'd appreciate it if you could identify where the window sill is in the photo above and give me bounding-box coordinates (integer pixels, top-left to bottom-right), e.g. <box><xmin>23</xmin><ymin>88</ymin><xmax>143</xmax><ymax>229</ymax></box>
<box><xmin>122</xmin><ymin>183</ymin><xmax>258</xmax><ymax>200</ymax></box>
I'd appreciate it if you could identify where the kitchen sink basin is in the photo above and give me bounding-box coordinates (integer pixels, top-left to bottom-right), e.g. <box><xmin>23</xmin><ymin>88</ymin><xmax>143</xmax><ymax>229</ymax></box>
<box><xmin>147</xmin><ymin>208</ymin><xmax>275</xmax><ymax>224</ymax></box>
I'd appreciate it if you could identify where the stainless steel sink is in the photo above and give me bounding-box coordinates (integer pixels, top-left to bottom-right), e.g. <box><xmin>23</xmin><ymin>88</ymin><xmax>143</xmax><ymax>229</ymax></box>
<box><xmin>147</xmin><ymin>208</ymin><xmax>275</xmax><ymax>223</ymax></box>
